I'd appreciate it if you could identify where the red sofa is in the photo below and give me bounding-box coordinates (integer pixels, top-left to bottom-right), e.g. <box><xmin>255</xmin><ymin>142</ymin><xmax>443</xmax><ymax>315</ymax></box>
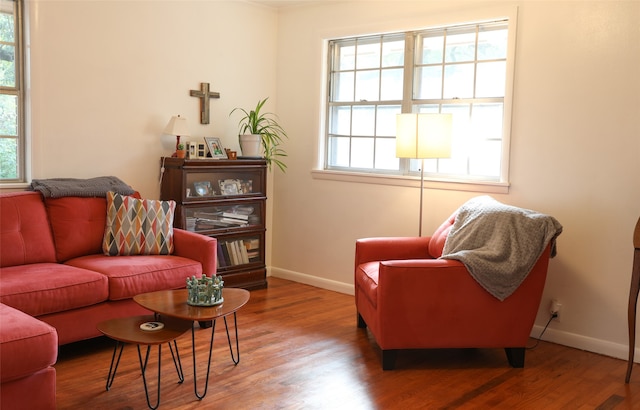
<box><xmin>0</xmin><ymin>191</ymin><xmax>217</xmax><ymax>409</ymax></box>
<box><xmin>355</xmin><ymin>206</ymin><xmax>557</xmax><ymax>370</ymax></box>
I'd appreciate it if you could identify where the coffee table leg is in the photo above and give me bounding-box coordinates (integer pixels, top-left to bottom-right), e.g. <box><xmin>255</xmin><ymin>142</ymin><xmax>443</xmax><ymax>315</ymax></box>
<box><xmin>106</xmin><ymin>341</ymin><xmax>125</xmax><ymax>391</ymax></box>
<box><xmin>223</xmin><ymin>313</ymin><xmax>240</xmax><ymax>365</ymax></box>
<box><xmin>137</xmin><ymin>344</ymin><xmax>162</xmax><ymax>410</ymax></box>
<box><xmin>191</xmin><ymin>320</ymin><xmax>217</xmax><ymax>400</ymax></box>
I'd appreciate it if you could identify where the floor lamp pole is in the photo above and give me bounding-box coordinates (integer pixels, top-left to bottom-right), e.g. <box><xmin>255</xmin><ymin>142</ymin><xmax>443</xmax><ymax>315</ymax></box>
<box><xmin>418</xmin><ymin>159</ymin><xmax>425</xmax><ymax>237</ymax></box>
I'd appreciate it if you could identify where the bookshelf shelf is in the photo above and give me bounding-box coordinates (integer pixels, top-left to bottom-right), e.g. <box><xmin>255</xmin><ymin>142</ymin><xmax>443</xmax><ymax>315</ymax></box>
<box><xmin>160</xmin><ymin>157</ymin><xmax>267</xmax><ymax>290</ymax></box>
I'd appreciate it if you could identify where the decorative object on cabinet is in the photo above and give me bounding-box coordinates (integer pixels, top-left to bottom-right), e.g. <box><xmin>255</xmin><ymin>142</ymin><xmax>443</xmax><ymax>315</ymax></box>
<box><xmin>230</xmin><ymin>97</ymin><xmax>289</xmax><ymax>172</ymax></box>
<box><xmin>163</xmin><ymin>115</ymin><xmax>190</xmax><ymax>158</ymax></box>
<box><xmin>395</xmin><ymin>113</ymin><xmax>452</xmax><ymax>237</ymax></box>
<box><xmin>189</xmin><ymin>82</ymin><xmax>220</xmax><ymax>124</ymax></box>
<box><xmin>204</xmin><ymin>137</ymin><xmax>227</xmax><ymax>159</ymax></box>
<box><xmin>160</xmin><ymin>157</ymin><xmax>267</xmax><ymax>290</ymax></box>
<box><xmin>176</xmin><ymin>143</ymin><xmax>186</xmax><ymax>158</ymax></box>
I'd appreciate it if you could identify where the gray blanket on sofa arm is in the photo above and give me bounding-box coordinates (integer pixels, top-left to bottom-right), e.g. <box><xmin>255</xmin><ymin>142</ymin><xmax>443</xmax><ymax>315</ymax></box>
<box><xmin>440</xmin><ymin>195</ymin><xmax>563</xmax><ymax>301</ymax></box>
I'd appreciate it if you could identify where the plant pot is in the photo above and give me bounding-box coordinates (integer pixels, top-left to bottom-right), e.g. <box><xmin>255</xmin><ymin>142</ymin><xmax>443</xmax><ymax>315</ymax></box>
<box><xmin>239</xmin><ymin>134</ymin><xmax>261</xmax><ymax>157</ymax></box>
<box><xmin>176</xmin><ymin>149</ymin><xmax>186</xmax><ymax>158</ymax></box>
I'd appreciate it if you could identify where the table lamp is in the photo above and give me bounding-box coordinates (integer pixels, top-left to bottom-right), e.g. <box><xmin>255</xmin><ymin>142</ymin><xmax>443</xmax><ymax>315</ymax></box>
<box><xmin>396</xmin><ymin>113</ymin><xmax>452</xmax><ymax>236</ymax></box>
<box><xmin>163</xmin><ymin>115</ymin><xmax>190</xmax><ymax>157</ymax></box>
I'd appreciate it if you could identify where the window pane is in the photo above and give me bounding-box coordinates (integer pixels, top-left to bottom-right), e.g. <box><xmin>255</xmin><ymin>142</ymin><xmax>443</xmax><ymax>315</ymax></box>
<box><xmin>329</xmin><ymin>105</ymin><xmax>351</xmax><ymax>136</ymax></box>
<box><xmin>352</xmin><ymin>106</ymin><xmax>375</xmax><ymax>136</ymax></box>
<box><xmin>375</xmin><ymin>137</ymin><xmax>399</xmax><ymax>170</ymax></box>
<box><xmin>472</xmin><ymin>103</ymin><xmax>503</xmax><ymax>140</ymax></box>
<box><xmin>356</xmin><ymin>40</ymin><xmax>380</xmax><ymax>70</ymax></box>
<box><xmin>355</xmin><ymin>70</ymin><xmax>379</xmax><ymax>101</ymax></box>
<box><xmin>351</xmin><ymin>137</ymin><xmax>374</xmax><ymax>168</ymax></box>
<box><xmin>469</xmin><ymin>140</ymin><xmax>501</xmax><ymax>176</ymax></box>
<box><xmin>0</xmin><ymin>94</ymin><xmax>17</xmax><ymax>135</ymax></box>
<box><xmin>0</xmin><ymin>44</ymin><xmax>15</xmax><ymax>87</ymax></box>
<box><xmin>0</xmin><ymin>10</ymin><xmax>15</xmax><ymax>43</ymax></box>
<box><xmin>380</xmin><ymin>68</ymin><xmax>403</xmax><ymax>100</ymax></box>
<box><xmin>418</xmin><ymin>35</ymin><xmax>444</xmax><ymax>65</ymax></box>
<box><xmin>328</xmin><ymin>136</ymin><xmax>350</xmax><ymax>167</ymax></box>
<box><xmin>476</xmin><ymin>61</ymin><xmax>506</xmax><ymax>98</ymax></box>
<box><xmin>376</xmin><ymin>105</ymin><xmax>401</xmax><ymax>136</ymax></box>
<box><xmin>332</xmin><ymin>71</ymin><xmax>354</xmax><ymax>102</ymax></box>
<box><xmin>381</xmin><ymin>39</ymin><xmax>404</xmax><ymax>67</ymax></box>
<box><xmin>336</xmin><ymin>41</ymin><xmax>355</xmax><ymax>70</ymax></box>
<box><xmin>414</xmin><ymin>66</ymin><xmax>442</xmax><ymax>99</ymax></box>
<box><xmin>0</xmin><ymin>137</ymin><xmax>17</xmax><ymax>179</ymax></box>
<box><xmin>445</xmin><ymin>30</ymin><xmax>476</xmax><ymax>63</ymax></box>
<box><xmin>478</xmin><ymin>27</ymin><xmax>507</xmax><ymax>60</ymax></box>
<box><xmin>443</xmin><ymin>63</ymin><xmax>474</xmax><ymax>98</ymax></box>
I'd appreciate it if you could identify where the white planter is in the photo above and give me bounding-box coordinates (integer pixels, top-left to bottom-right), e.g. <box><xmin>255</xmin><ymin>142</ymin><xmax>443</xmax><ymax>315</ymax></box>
<box><xmin>239</xmin><ymin>134</ymin><xmax>262</xmax><ymax>157</ymax></box>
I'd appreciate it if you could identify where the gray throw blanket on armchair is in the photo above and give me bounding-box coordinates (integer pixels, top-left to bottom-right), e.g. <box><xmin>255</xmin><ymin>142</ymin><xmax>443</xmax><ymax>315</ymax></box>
<box><xmin>440</xmin><ymin>196</ymin><xmax>563</xmax><ymax>301</ymax></box>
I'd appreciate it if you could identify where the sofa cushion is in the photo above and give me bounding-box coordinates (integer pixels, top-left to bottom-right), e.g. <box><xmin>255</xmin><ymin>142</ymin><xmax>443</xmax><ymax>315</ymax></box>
<box><xmin>0</xmin><ymin>192</ymin><xmax>57</xmax><ymax>268</ymax></box>
<box><xmin>0</xmin><ymin>263</ymin><xmax>109</xmax><ymax>316</ymax></box>
<box><xmin>0</xmin><ymin>303</ymin><xmax>58</xmax><ymax>383</ymax></box>
<box><xmin>65</xmin><ymin>254</ymin><xmax>201</xmax><ymax>300</ymax></box>
<box><xmin>355</xmin><ymin>261</ymin><xmax>379</xmax><ymax>308</ymax></box>
<box><xmin>44</xmin><ymin>196</ymin><xmax>108</xmax><ymax>262</ymax></box>
<box><xmin>103</xmin><ymin>192</ymin><xmax>176</xmax><ymax>256</ymax></box>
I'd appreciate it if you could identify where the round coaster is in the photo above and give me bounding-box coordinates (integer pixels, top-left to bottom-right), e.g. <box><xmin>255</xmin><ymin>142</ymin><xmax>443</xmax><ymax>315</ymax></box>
<box><xmin>140</xmin><ymin>321</ymin><xmax>165</xmax><ymax>331</ymax></box>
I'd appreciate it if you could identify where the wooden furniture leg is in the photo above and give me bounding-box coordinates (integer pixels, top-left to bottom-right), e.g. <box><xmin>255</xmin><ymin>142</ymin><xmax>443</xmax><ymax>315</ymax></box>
<box><xmin>625</xmin><ymin>218</ymin><xmax>640</xmax><ymax>383</ymax></box>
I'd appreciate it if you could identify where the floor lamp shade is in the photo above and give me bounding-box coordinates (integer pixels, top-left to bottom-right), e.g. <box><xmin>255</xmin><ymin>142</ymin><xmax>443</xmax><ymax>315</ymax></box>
<box><xmin>396</xmin><ymin>113</ymin><xmax>453</xmax><ymax>159</ymax></box>
<box><xmin>395</xmin><ymin>113</ymin><xmax>453</xmax><ymax>237</ymax></box>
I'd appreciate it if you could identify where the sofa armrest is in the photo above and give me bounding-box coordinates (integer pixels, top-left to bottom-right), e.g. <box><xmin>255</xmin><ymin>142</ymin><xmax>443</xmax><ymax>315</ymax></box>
<box><xmin>355</xmin><ymin>236</ymin><xmax>432</xmax><ymax>267</ymax></box>
<box><xmin>173</xmin><ymin>228</ymin><xmax>217</xmax><ymax>275</ymax></box>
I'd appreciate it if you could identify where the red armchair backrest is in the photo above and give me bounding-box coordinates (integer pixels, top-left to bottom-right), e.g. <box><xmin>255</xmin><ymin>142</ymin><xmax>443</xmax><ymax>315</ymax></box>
<box><xmin>428</xmin><ymin>211</ymin><xmax>457</xmax><ymax>258</ymax></box>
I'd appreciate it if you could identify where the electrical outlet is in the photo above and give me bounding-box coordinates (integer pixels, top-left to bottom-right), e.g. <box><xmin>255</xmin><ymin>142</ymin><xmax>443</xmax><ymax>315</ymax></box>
<box><xmin>549</xmin><ymin>299</ymin><xmax>562</xmax><ymax>321</ymax></box>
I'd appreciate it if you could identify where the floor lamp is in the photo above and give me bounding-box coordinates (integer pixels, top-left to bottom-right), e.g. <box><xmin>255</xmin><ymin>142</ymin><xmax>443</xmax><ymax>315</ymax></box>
<box><xmin>396</xmin><ymin>113</ymin><xmax>453</xmax><ymax>237</ymax></box>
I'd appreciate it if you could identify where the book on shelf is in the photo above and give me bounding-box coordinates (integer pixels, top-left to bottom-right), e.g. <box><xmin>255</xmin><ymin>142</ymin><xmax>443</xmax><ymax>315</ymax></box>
<box><xmin>222</xmin><ymin>212</ymin><xmax>249</xmax><ymax>221</ymax></box>
<box><xmin>216</xmin><ymin>243</ymin><xmax>227</xmax><ymax>268</ymax></box>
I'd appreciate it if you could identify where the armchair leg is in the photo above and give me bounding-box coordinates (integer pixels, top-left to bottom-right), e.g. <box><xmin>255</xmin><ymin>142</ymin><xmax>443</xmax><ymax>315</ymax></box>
<box><xmin>357</xmin><ymin>313</ymin><xmax>367</xmax><ymax>329</ymax></box>
<box><xmin>505</xmin><ymin>347</ymin><xmax>525</xmax><ymax>368</ymax></box>
<box><xmin>382</xmin><ymin>350</ymin><xmax>398</xmax><ymax>370</ymax></box>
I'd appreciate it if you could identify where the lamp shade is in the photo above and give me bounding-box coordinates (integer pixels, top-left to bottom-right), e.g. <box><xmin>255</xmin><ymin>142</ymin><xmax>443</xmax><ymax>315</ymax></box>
<box><xmin>163</xmin><ymin>115</ymin><xmax>190</xmax><ymax>136</ymax></box>
<box><xmin>396</xmin><ymin>113</ymin><xmax>453</xmax><ymax>159</ymax></box>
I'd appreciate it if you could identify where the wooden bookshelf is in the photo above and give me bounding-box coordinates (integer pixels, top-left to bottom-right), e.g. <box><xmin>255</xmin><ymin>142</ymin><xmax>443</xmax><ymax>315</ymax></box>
<box><xmin>160</xmin><ymin>157</ymin><xmax>267</xmax><ymax>290</ymax></box>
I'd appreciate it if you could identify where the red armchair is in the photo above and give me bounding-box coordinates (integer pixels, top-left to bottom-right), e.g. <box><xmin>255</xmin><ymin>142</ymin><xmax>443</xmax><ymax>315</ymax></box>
<box><xmin>355</xmin><ymin>208</ymin><xmax>555</xmax><ymax>370</ymax></box>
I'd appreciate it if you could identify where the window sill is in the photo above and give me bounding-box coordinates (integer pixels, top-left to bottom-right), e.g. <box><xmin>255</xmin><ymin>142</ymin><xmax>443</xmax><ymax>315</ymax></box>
<box><xmin>0</xmin><ymin>182</ymin><xmax>30</xmax><ymax>192</ymax></box>
<box><xmin>310</xmin><ymin>169</ymin><xmax>509</xmax><ymax>194</ymax></box>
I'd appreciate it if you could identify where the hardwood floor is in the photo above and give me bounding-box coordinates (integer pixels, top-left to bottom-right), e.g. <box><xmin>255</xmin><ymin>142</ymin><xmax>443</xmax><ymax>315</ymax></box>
<box><xmin>56</xmin><ymin>277</ymin><xmax>640</xmax><ymax>409</ymax></box>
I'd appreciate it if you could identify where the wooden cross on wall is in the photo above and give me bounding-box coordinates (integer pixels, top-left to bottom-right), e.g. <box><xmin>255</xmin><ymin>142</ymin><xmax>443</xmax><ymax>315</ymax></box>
<box><xmin>190</xmin><ymin>82</ymin><xmax>220</xmax><ymax>124</ymax></box>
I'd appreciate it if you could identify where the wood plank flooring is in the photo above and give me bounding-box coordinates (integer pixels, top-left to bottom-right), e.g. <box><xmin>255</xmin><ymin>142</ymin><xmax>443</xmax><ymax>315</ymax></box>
<box><xmin>55</xmin><ymin>277</ymin><xmax>640</xmax><ymax>409</ymax></box>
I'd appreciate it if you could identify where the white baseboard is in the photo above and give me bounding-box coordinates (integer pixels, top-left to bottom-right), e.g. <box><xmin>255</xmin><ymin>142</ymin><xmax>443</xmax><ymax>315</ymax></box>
<box><xmin>269</xmin><ymin>267</ymin><xmax>635</xmax><ymax>363</ymax></box>
<box><xmin>531</xmin><ymin>324</ymin><xmax>634</xmax><ymax>362</ymax></box>
<box><xmin>269</xmin><ymin>267</ymin><xmax>355</xmax><ymax>296</ymax></box>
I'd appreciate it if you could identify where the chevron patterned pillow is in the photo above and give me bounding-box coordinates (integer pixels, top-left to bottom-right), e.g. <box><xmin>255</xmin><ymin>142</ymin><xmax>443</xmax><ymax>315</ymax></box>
<box><xmin>102</xmin><ymin>192</ymin><xmax>176</xmax><ymax>256</ymax></box>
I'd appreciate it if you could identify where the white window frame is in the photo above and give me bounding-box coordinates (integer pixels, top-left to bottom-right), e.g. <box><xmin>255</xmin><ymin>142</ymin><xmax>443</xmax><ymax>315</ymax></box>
<box><xmin>313</xmin><ymin>8</ymin><xmax>518</xmax><ymax>194</ymax></box>
<box><xmin>0</xmin><ymin>0</ymin><xmax>27</xmax><ymax>188</ymax></box>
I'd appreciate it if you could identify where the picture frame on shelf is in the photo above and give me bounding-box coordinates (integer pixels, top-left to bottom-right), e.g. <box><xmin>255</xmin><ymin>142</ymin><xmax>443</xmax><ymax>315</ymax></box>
<box><xmin>205</xmin><ymin>137</ymin><xmax>227</xmax><ymax>159</ymax></box>
<box><xmin>219</xmin><ymin>179</ymin><xmax>240</xmax><ymax>195</ymax></box>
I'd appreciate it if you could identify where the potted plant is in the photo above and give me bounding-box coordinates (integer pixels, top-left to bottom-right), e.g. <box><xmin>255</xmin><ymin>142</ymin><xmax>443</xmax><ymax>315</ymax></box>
<box><xmin>230</xmin><ymin>97</ymin><xmax>288</xmax><ymax>172</ymax></box>
<box><xmin>176</xmin><ymin>143</ymin><xmax>186</xmax><ymax>158</ymax></box>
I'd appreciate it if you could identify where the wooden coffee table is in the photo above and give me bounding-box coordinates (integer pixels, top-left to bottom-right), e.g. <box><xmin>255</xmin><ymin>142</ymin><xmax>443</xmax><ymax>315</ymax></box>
<box><xmin>97</xmin><ymin>315</ymin><xmax>192</xmax><ymax>409</ymax></box>
<box><xmin>134</xmin><ymin>288</ymin><xmax>250</xmax><ymax>400</ymax></box>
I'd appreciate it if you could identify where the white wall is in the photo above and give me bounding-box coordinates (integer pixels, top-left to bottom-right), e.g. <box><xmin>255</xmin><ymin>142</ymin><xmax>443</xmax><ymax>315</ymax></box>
<box><xmin>19</xmin><ymin>0</ymin><xmax>640</xmax><ymax>362</ymax></box>
<box><xmin>270</xmin><ymin>0</ymin><xmax>640</xmax><ymax>361</ymax></box>
<box><xmin>27</xmin><ymin>0</ymin><xmax>279</xmax><ymax>199</ymax></box>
